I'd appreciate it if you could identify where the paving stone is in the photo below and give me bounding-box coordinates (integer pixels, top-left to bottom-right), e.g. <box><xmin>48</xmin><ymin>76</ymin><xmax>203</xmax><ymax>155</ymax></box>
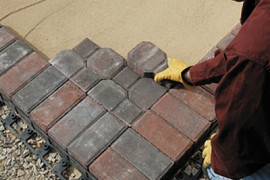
<box><xmin>49</xmin><ymin>49</ymin><xmax>85</xmax><ymax>78</ymax></box>
<box><xmin>112</xmin><ymin>129</ymin><xmax>173</xmax><ymax>180</ymax></box>
<box><xmin>231</xmin><ymin>23</ymin><xmax>242</xmax><ymax>36</ymax></box>
<box><xmin>151</xmin><ymin>93</ymin><xmax>210</xmax><ymax>142</ymax></box>
<box><xmin>199</xmin><ymin>47</ymin><xmax>218</xmax><ymax>63</ymax></box>
<box><xmin>217</xmin><ymin>33</ymin><xmax>235</xmax><ymax>50</ymax></box>
<box><xmin>127</xmin><ymin>41</ymin><xmax>167</xmax><ymax>77</ymax></box>
<box><xmin>0</xmin><ymin>40</ymin><xmax>32</xmax><ymax>75</ymax></box>
<box><xmin>112</xmin><ymin>99</ymin><xmax>142</xmax><ymax>125</ymax></box>
<box><xmin>89</xmin><ymin>147</ymin><xmax>148</xmax><ymax>180</ymax></box>
<box><xmin>112</xmin><ymin>67</ymin><xmax>139</xmax><ymax>89</ymax></box>
<box><xmin>88</xmin><ymin>80</ymin><xmax>126</xmax><ymax>111</ymax></box>
<box><xmin>31</xmin><ymin>81</ymin><xmax>85</xmax><ymax>133</ymax></box>
<box><xmin>129</xmin><ymin>78</ymin><xmax>167</xmax><ymax>110</ymax></box>
<box><xmin>203</xmin><ymin>83</ymin><xmax>218</xmax><ymax>95</ymax></box>
<box><xmin>0</xmin><ymin>52</ymin><xmax>49</xmax><ymax>99</ymax></box>
<box><xmin>70</xmin><ymin>67</ymin><xmax>100</xmax><ymax>92</ymax></box>
<box><xmin>48</xmin><ymin>96</ymin><xmax>106</xmax><ymax>150</ymax></box>
<box><xmin>170</xmin><ymin>87</ymin><xmax>216</xmax><ymax>121</ymax></box>
<box><xmin>132</xmin><ymin>110</ymin><xmax>192</xmax><ymax>162</ymax></box>
<box><xmin>0</xmin><ymin>27</ymin><xmax>17</xmax><ymax>51</ymax></box>
<box><xmin>73</xmin><ymin>38</ymin><xmax>99</xmax><ymax>60</ymax></box>
<box><xmin>12</xmin><ymin>66</ymin><xmax>67</xmax><ymax>114</ymax></box>
<box><xmin>87</xmin><ymin>48</ymin><xmax>125</xmax><ymax>79</ymax></box>
<box><xmin>68</xmin><ymin>112</ymin><xmax>127</xmax><ymax>169</ymax></box>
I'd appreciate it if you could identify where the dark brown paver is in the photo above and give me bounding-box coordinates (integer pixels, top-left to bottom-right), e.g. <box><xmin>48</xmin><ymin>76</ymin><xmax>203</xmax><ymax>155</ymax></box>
<box><xmin>87</xmin><ymin>48</ymin><xmax>125</xmax><ymax>79</ymax></box>
<box><xmin>30</xmin><ymin>81</ymin><xmax>85</xmax><ymax>133</ymax></box>
<box><xmin>0</xmin><ymin>27</ymin><xmax>17</xmax><ymax>51</ymax></box>
<box><xmin>68</xmin><ymin>112</ymin><xmax>127</xmax><ymax>169</ymax></box>
<box><xmin>89</xmin><ymin>147</ymin><xmax>149</xmax><ymax>180</ymax></box>
<box><xmin>73</xmin><ymin>38</ymin><xmax>99</xmax><ymax>60</ymax></box>
<box><xmin>151</xmin><ymin>93</ymin><xmax>210</xmax><ymax>142</ymax></box>
<box><xmin>0</xmin><ymin>52</ymin><xmax>49</xmax><ymax>99</ymax></box>
<box><xmin>113</xmin><ymin>67</ymin><xmax>139</xmax><ymax>90</ymax></box>
<box><xmin>48</xmin><ymin>96</ymin><xmax>106</xmax><ymax>150</ymax></box>
<box><xmin>216</xmin><ymin>33</ymin><xmax>235</xmax><ymax>50</ymax></box>
<box><xmin>112</xmin><ymin>129</ymin><xmax>173</xmax><ymax>180</ymax></box>
<box><xmin>133</xmin><ymin>110</ymin><xmax>192</xmax><ymax>162</ymax></box>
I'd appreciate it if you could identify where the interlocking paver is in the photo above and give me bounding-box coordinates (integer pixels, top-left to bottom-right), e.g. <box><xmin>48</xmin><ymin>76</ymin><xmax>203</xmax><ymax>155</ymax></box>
<box><xmin>217</xmin><ymin>33</ymin><xmax>235</xmax><ymax>50</ymax></box>
<box><xmin>73</xmin><ymin>38</ymin><xmax>99</xmax><ymax>60</ymax></box>
<box><xmin>151</xmin><ymin>93</ymin><xmax>210</xmax><ymax>142</ymax></box>
<box><xmin>0</xmin><ymin>40</ymin><xmax>32</xmax><ymax>75</ymax></box>
<box><xmin>199</xmin><ymin>47</ymin><xmax>218</xmax><ymax>63</ymax></box>
<box><xmin>68</xmin><ymin>112</ymin><xmax>126</xmax><ymax>169</ymax></box>
<box><xmin>203</xmin><ymin>83</ymin><xmax>218</xmax><ymax>95</ymax></box>
<box><xmin>87</xmin><ymin>48</ymin><xmax>125</xmax><ymax>79</ymax></box>
<box><xmin>127</xmin><ymin>41</ymin><xmax>167</xmax><ymax>77</ymax></box>
<box><xmin>49</xmin><ymin>50</ymin><xmax>85</xmax><ymax>78</ymax></box>
<box><xmin>112</xmin><ymin>99</ymin><xmax>142</xmax><ymax>125</ymax></box>
<box><xmin>133</xmin><ymin>110</ymin><xmax>192</xmax><ymax>162</ymax></box>
<box><xmin>0</xmin><ymin>52</ymin><xmax>49</xmax><ymax>99</ymax></box>
<box><xmin>12</xmin><ymin>66</ymin><xmax>67</xmax><ymax>114</ymax></box>
<box><xmin>129</xmin><ymin>78</ymin><xmax>167</xmax><ymax>110</ymax></box>
<box><xmin>31</xmin><ymin>81</ymin><xmax>85</xmax><ymax>133</ymax></box>
<box><xmin>112</xmin><ymin>129</ymin><xmax>173</xmax><ymax>180</ymax></box>
<box><xmin>89</xmin><ymin>147</ymin><xmax>148</xmax><ymax>180</ymax></box>
<box><xmin>88</xmin><ymin>80</ymin><xmax>126</xmax><ymax>111</ymax></box>
<box><xmin>112</xmin><ymin>67</ymin><xmax>139</xmax><ymax>90</ymax></box>
<box><xmin>0</xmin><ymin>27</ymin><xmax>17</xmax><ymax>51</ymax></box>
<box><xmin>170</xmin><ymin>87</ymin><xmax>215</xmax><ymax>121</ymax></box>
<box><xmin>70</xmin><ymin>67</ymin><xmax>100</xmax><ymax>92</ymax></box>
<box><xmin>48</xmin><ymin>96</ymin><xmax>106</xmax><ymax>150</ymax></box>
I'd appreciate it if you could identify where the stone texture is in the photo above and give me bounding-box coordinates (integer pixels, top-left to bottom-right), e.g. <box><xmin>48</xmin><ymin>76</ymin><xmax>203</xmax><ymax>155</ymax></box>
<box><xmin>170</xmin><ymin>87</ymin><xmax>216</xmax><ymax>121</ymax></box>
<box><xmin>70</xmin><ymin>67</ymin><xmax>100</xmax><ymax>92</ymax></box>
<box><xmin>73</xmin><ymin>38</ymin><xmax>99</xmax><ymax>60</ymax></box>
<box><xmin>129</xmin><ymin>78</ymin><xmax>167</xmax><ymax>110</ymax></box>
<box><xmin>48</xmin><ymin>96</ymin><xmax>106</xmax><ymax>150</ymax></box>
<box><xmin>151</xmin><ymin>93</ymin><xmax>210</xmax><ymax>142</ymax></box>
<box><xmin>68</xmin><ymin>112</ymin><xmax>126</xmax><ymax>169</ymax></box>
<box><xmin>0</xmin><ymin>27</ymin><xmax>17</xmax><ymax>51</ymax></box>
<box><xmin>112</xmin><ymin>99</ymin><xmax>142</xmax><ymax>125</ymax></box>
<box><xmin>113</xmin><ymin>67</ymin><xmax>139</xmax><ymax>90</ymax></box>
<box><xmin>133</xmin><ymin>110</ymin><xmax>192</xmax><ymax>162</ymax></box>
<box><xmin>127</xmin><ymin>41</ymin><xmax>167</xmax><ymax>77</ymax></box>
<box><xmin>87</xmin><ymin>48</ymin><xmax>125</xmax><ymax>79</ymax></box>
<box><xmin>216</xmin><ymin>33</ymin><xmax>235</xmax><ymax>50</ymax></box>
<box><xmin>231</xmin><ymin>23</ymin><xmax>242</xmax><ymax>36</ymax></box>
<box><xmin>112</xmin><ymin>129</ymin><xmax>173</xmax><ymax>180</ymax></box>
<box><xmin>88</xmin><ymin>80</ymin><xmax>126</xmax><ymax>111</ymax></box>
<box><xmin>12</xmin><ymin>66</ymin><xmax>67</xmax><ymax>114</ymax></box>
<box><xmin>0</xmin><ymin>52</ymin><xmax>49</xmax><ymax>99</ymax></box>
<box><xmin>89</xmin><ymin>147</ymin><xmax>148</xmax><ymax>180</ymax></box>
<box><xmin>49</xmin><ymin>49</ymin><xmax>85</xmax><ymax>78</ymax></box>
<box><xmin>30</xmin><ymin>81</ymin><xmax>85</xmax><ymax>133</ymax></box>
<box><xmin>0</xmin><ymin>40</ymin><xmax>32</xmax><ymax>75</ymax></box>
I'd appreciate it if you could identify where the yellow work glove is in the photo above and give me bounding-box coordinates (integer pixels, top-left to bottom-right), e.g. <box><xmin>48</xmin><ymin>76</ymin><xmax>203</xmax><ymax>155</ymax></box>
<box><xmin>154</xmin><ymin>58</ymin><xmax>193</xmax><ymax>89</ymax></box>
<box><xmin>202</xmin><ymin>133</ymin><xmax>217</xmax><ymax>168</ymax></box>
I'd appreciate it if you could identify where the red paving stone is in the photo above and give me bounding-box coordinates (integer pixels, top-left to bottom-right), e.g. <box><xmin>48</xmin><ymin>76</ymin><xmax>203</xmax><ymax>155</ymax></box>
<box><xmin>73</xmin><ymin>38</ymin><xmax>99</xmax><ymax>60</ymax></box>
<box><xmin>0</xmin><ymin>27</ymin><xmax>17</xmax><ymax>51</ymax></box>
<box><xmin>0</xmin><ymin>52</ymin><xmax>49</xmax><ymax>98</ymax></box>
<box><xmin>30</xmin><ymin>81</ymin><xmax>85</xmax><ymax>133</ymax></box>
<box><xmin>133</xmin><ymin>110</ymin><xmax>192</xmax><ymax>162</ymax></box>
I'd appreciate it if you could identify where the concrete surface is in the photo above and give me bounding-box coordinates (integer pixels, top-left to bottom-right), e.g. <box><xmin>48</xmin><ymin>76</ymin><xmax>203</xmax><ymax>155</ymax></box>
<box><xmin>0</xmin><ymin>0</ymin><xmax>242</xmax><ymax>64</ymax></box>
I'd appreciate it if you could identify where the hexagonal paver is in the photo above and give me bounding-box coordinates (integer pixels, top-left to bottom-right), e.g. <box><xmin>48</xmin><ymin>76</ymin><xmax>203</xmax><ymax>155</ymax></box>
<box><xmin>112</xmin><ymin>67</ymin><xmax>139</xmax><ymax>90</ymax></box>
<box><xmin>0</xmin><ymin>27</ymin><xmax>17</xmax><ymax>51</ymax></box>
<box><xmin>73</xmin><ymin>38</ymin><xmax>99</xmax><ymax>60</ymax></box>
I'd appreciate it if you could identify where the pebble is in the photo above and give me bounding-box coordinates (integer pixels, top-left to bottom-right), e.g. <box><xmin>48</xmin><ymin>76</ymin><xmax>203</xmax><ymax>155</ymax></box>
<box><xmin>17</xmin><ymin>169</ymin><xmax>25</xmax><ymax>177</ymax></box>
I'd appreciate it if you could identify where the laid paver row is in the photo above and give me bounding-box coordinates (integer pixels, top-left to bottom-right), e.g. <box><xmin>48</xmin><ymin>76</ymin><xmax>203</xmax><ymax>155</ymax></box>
<box><xmin>0</xmin><ymin>24</ymin><xmax>241</xmax><ymax>179</ymax></box>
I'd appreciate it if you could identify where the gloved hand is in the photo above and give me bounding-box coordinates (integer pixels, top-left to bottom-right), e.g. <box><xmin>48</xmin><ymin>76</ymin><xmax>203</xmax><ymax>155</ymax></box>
<box><xmin>154</xmin><ymin>58</ymin><xmax>193</xmax><ymax>89</ymax></box>
<box><xmin>202</xmin><ymin>133</ymin><xmax>217</xmax><ymax>168</ymax></box>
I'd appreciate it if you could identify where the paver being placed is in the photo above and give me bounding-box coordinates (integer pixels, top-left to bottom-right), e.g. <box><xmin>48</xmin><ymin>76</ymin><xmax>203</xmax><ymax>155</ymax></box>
<box><xmin>0</xmin><ymin>40</ymin><xmax>32</xmax><ymax>75</ymax></box>
<box><xmin>0</xmin><ymin>27</ymin><xmax>17</xmax><ymax>51</ymax></box>
<box><xmin>49</xmin><ymin>49</ymin><xmax>85</xmax><ymax>78</ymax></box>
<box><xmin>87</xmin><ymin>48</ymin><xmax>125</xmax><ymax>79</ymax></box>
<box><xmin>0</xmin><ymin>52</ymin><xmax>49</xmax><ymax>99</ymax></box>
<box><xmin>112</xmin><ymin>129</ymin><xmax>173</xmax><ymax>180</ymax></box>
<box><xmin>112</xmin><ymin>66</ymin><xmax>139</xmax><ymax>90</ymax></box>
<box><xmin>48</xmin><ymin>96</ymin><xmax>106</xmax><ymax>150</ymax></box>
<box><xmin>73</xmin><ymin>38</ymin><xmax>99</xmax><ymax>60</ymax></box>
<box><xmin>68</xmin><ymin>112</ymin><xmax>127</xmax><ymax>169</ymax></box>
<box><xmin>88</xmin><ymin>80</ymin><xmax>126</xmax><ymax>111</ymax></box>
<box><xmin>12</xmin><ymin>66</ymin><xmax>67</xmax><ymax>114</ymax></box>
<box><xmin>30</xmin><ymin>81</ymin><xmax>85</xmax><ymax>133</ymax></box>
<box><xmin>89</xmin><ymin>147</ymin><xmax>148</xmax><ymax>180</ymax></box>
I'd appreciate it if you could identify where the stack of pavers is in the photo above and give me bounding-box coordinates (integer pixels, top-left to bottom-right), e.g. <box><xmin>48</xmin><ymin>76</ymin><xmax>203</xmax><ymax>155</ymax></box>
<box><xmin>0</xmin><ymin>24</ymin><xmax>241</xmax><ymax>179</ymax></box>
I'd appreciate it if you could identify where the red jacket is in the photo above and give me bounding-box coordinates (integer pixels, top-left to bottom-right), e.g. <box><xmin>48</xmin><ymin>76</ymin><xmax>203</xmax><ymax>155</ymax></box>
<box><xmin>189</xmin><ymin>0</ymin><xmax>270</xmax><ymax>178</ymax></box>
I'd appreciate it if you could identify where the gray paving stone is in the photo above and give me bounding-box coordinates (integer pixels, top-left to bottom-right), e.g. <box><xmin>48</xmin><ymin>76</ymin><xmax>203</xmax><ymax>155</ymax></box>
<box><xmin>73</xmin><ymin>38</ymin><xmax>99</xmax><ymax>60</ymax></box>
<box><xmin>88</xmin><ymin>80</ymin><xmax>126</xmax><ymax>111</ymax></box>
<box><xmin>112</xmin><ymin>129</ymin><xmax>173</xmax><ymax>180</ymax></box>
<box><xmin>68</xmin><ymin>112</ymin><xmax>127</xmax><ymax>169</ymax></box>
<box><xmin>12</xmin><ymin>66</ymin><xmax>67</xmax><ymax>113</ymax></box>
<box><xmin>0</xmin><ymin>40</ymin><xmax>32</xmax><ymax>75</ymax></box>
<box><xmin>113</xmin><ymin>67</ymin><xmax>139</xmax><ymax>89</ymax></box>
<box><xmin>112</xmin><ymin>99</ymin><xmax>142</xmax><ymax>125</ymax></box>
<box><xmin>49</xmin><ymin>49</ymin><xmax>85</xmax><ymax>78</ymax></box>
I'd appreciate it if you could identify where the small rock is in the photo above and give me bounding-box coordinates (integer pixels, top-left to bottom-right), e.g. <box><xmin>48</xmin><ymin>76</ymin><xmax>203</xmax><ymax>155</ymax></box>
<box><xmin>17</xmin><ymin>169</ymin><xmax>25</xmax><ymax>177</ymax></box>
<box><xmin>0</xmin><ymin>125</ymin><xmax>5</xmax><ymax>132</ymax></box>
